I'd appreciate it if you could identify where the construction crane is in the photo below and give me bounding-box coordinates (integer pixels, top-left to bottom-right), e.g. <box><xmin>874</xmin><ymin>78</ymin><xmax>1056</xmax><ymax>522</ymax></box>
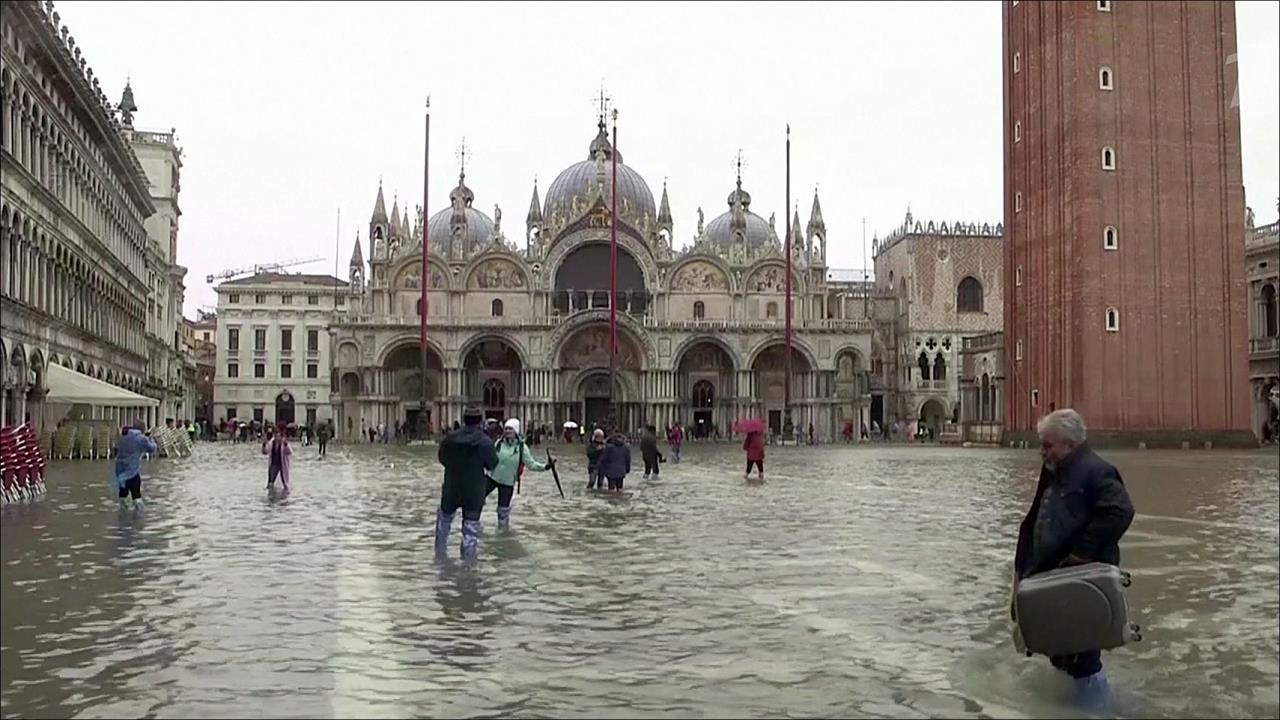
<box><xmin>205</xmin><ymin>256</ymin><xmax>325</xmax><ymax>285</ymax></box>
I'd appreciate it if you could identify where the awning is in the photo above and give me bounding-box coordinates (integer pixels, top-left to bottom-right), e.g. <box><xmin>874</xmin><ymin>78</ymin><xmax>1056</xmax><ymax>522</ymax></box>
<box><xmin>46</xmin><ymin>363</ymin><xmax>159</xmax><ymax>407</ymax></box>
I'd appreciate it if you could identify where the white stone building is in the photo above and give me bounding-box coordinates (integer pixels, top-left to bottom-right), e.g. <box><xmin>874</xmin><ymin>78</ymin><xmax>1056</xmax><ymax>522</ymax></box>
<box><xmin>122</xmin><ymin>84</ymin><xmax>191</xmax><ymax>422</ymax></box>
<box><xmin>1</xmin><ymin>1</ymin><xmax>161</xmax><ymax>429</ymax></box>
<box><xmin>213</xmin><ymin>273</ymin><xmax>347</xmax><ymax>428</ymax></box>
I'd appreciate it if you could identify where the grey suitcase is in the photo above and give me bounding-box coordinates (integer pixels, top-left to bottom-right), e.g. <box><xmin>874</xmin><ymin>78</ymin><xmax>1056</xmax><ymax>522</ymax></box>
<box><xmin>1014</xmin><ymin>562</ymin><xmax>1141</xmax><ymax>657</ymax></box>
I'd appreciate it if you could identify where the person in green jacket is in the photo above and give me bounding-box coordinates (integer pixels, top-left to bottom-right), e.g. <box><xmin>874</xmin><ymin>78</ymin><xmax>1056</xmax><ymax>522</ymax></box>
<box><xmin>487</xmin><ymin>418</ymin><xmax>554</xmax><ymax>529</ymax></box>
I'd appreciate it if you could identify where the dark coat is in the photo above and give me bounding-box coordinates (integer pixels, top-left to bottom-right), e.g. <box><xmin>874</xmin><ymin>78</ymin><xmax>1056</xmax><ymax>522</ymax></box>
<box><xmin>1014</xmin><ymin>445</ymin><xmax>1135</xmax><ymax>581</ymax></box>
<box><xmin>586</xmin><ymin>440</ymin><xmax>604</xmax><ymax>472</ymax></box>
<box><xmin>597</xmin><ymin>435</ymin><xmax>631</xmax><ymax>480</ymax></box>
<box><xmin>639</xmin><ymin>431</ymin><xmax>660</xmax><ymax>462</ymax></box>
<box><xmin>438</xmin><ymin>424</ymin><xmax>499</xmax><ymax>500</ymax></box>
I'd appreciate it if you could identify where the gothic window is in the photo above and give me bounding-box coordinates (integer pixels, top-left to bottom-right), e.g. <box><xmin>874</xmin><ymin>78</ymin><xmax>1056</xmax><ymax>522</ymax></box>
<box><xmin>957</xmin><ymin>276</ymin><xmax>984</xmax><ymax>313</ymax></box>
<box><xmin>1105</xmin><ymin>307</ymin><xmax>1120</xmax><ymax>332</ymax></box>
<box><xmin>1104</xmin><ymin>225</ymin><xmax>1118</xmax><ymax>250</ymax></box>
<box><xmin>1102</xmin><ymin>146</ymin><xmax>1116</xmax><ymax>170</ymax></box>
<box><xmin>766</xmin><ymin>301</ymin><xmax>778</xmax><ymax>319</ymax></box>
<box><xmin>491</xmin><ymin>298</ymin><xmax>504</xmax><ymax>317</ymax></box>
<box><xmin>1099</xmin><ymin>66</ymin><xmax>1114</xmax><ymax>90</ymax></box>
<box><xmin>933</xmin><ymin>354</ymin><xmax>947</xmax><ymax>381</ymax></box>
<box><xmin>918</xmin><ymin>351</ymin><xmax>930</xmax><ymax>380</ymax></box>
<box><xmin>693</xmin><ymin>301</ymin><xmax>705</xmax><ymax>320</ymax></box>
<box><xmin>482</xmin><ymin>378</ymin><xmax>506</xmax><ymax>409</ymax></box>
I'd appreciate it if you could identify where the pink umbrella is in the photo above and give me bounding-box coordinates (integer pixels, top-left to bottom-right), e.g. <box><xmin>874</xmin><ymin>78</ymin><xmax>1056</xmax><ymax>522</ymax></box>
<box><xmin>733</xmin><ymin>418</ymin><xmax>766</xmax><ymax>434</ymax></box>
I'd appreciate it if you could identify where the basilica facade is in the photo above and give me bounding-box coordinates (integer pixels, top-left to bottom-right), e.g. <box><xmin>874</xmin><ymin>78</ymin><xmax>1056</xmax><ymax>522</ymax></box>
<box><xmin>329</xmin><ymin>119</ymin><xmax>874</xmax><ymax>441</ymax></box>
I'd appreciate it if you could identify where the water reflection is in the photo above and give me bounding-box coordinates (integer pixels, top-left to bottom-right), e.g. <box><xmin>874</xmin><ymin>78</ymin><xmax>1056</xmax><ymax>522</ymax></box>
<box><xmin>1</xmin><ymin>443</ymin><xmax>1276</xmax><ymax>718</ymax></box>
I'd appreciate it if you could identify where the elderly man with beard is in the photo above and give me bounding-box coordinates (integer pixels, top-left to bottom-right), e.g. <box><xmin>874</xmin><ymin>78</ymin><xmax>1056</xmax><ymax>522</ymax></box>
<box><xmin>1013</xmin><ymin>408</ymin><xmax>1135</xmax><ymax>708</ymax></box>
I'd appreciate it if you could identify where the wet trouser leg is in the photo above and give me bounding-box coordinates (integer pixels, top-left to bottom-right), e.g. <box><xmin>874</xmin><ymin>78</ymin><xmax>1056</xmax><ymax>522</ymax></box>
<box><xmin>486</xmin><ymin>479</ymin><xmax>515</xmax><ymax>528</ymax></box>
<box><xmin>118</xmin><ymin>475</ymin><xmax>142</xmax><ymax>499</ymax></box>
<box><xmin>1050</xmin><ymin>651</ymin><xmax>1102</xmax><ymax>679</ymax></box>
<box><xmin>439</xmin><ymin>481</ymin><xmax>485</xmax><ymax>563</ymax></box>
<box><xmin>268</xmin><ymin>463</ymin><xmax>282</xmax><ymax>488</ymax></box>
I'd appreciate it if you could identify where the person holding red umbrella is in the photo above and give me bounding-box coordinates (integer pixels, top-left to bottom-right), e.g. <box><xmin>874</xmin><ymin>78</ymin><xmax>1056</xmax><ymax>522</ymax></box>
<box><xmin>735</xmin><ymin>418</ymin><xmax>767</xmax><ymax>482</ymax></box>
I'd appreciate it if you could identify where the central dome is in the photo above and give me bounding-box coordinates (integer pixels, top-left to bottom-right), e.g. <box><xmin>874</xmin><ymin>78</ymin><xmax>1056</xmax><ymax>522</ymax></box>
<box><xmin>543</xmin><ymin>120</ymin><xmax>656</xmax><ymax>224</ymax></box>
<box><xmin>426</xmin><ymin>173</ymin><xmax>495</xmax><ymax>253</ymax></box>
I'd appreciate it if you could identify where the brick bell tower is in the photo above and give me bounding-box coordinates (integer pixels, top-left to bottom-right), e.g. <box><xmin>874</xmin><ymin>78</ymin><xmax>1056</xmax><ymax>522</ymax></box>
<box><xmin>1002</xmin><ymin>0</ymin><xmax>1253</xmax><ymax>446</ymax></box>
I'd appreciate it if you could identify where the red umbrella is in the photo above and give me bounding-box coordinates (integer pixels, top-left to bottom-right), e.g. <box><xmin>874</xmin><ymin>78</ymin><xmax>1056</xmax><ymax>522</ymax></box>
<box><xmin>733</xmin><ymin>418</ymin><xmax>766</xmax><ymax>434</ymax></box>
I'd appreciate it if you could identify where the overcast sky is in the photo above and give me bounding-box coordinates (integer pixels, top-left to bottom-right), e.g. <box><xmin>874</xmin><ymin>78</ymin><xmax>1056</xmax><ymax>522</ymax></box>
<box><xmin>59</xmin><ymin>0</ymin><xmax>1280</xmax><ymax>316</ymax></box>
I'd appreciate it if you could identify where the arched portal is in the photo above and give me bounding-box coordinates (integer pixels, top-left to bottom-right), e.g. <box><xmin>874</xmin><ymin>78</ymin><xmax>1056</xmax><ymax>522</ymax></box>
<box><xmin>275</xmin><ymin>390</ymin><xmax>296</xmax><ymax>426</ymax></box>
<box><xmin>919</xmin><ymin>398</ymin><xmax>948</xmax><ymax>440</ymax></box>
<box><xmin>463</xmin><ymin>339</ymin><xmax>522</xmax><ymax>422</ymax></box>
<box><xmin>559</xmin><ymin>323</ymin><xmax>644</xmax><ymax>430</ymax></box>
<box><xmin>675</xmin><ymin>340</ymin><xmax>736</xmax><ymax>439</ymax></box>
<box><xmin>554</xmin><ymin>244</ymin><xmax>649</xmax><ymax>316</ymax></box>
<box><xmin>382</xmin><ymin>343</ymin><xmax>445</xmax><ymax>435</ymax></box>
<box><xmin>751</xmin><ymin>343</ymin><xmax>813</xmax><ymax>436</ymax></box>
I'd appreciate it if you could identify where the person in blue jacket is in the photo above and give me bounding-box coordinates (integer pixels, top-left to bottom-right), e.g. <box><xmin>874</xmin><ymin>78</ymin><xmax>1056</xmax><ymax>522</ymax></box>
<box><xmin>596</xmin><ymin>432</ymin><xmax>631</xmax><ymax>493</ymax></box>
<box><xmin>112</xmin><ymin>422</ymin><xmax>157</xmax><ymax>510</ymax></box>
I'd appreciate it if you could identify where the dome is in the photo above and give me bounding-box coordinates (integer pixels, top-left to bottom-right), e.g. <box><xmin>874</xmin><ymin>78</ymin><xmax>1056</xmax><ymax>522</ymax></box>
<box><xmin>543</xmin><ymin>121</ymin><xmax>656</xmax><ymax>224</ymax></box>
<box><xmin>425</xmin><ymin>173</ymin><xmax>496</xmax><ymax>253</ymax></box>
<box><xmin>700</xmin><ymin>180</ymin><xmax>779</xmax><ymax>253</ymax></box>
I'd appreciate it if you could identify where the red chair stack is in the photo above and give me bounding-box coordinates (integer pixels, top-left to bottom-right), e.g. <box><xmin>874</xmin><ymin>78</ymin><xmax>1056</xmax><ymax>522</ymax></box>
<box><xmin>1</xmin><ymin>423</ymin><xmax>46</xmax><ymax>504</ymax></box>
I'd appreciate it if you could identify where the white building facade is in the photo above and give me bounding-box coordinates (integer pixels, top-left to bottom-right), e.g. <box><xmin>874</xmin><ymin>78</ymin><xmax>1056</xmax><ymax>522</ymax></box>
<box><xmin>213</xmin><ymin>273</ymin><xmax>346</xmax><ymax>428</ymax></box>
<box><xmin>1</xmin><ymin>1</ymin><xmax>160</xmax><ymax>429</ymax></box>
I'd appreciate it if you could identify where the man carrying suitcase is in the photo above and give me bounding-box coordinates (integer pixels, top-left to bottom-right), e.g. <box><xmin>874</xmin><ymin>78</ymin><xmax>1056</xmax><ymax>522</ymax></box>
<box><xmin>1013</xmin><ymin>408</ymin><xmax>1135</xmax><ymax>708</ymax></box>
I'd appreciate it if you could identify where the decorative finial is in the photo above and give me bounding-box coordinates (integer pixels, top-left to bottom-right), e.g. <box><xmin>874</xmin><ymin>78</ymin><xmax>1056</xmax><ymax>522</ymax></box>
<box><xmin>594</xmin><ymin>82</ymin><xmax>611</xmax><ymax>125</ymax></box>
<box><xmin>456</xmin><ymin>137</ymin><xmax>468</xmax><ymax>180</ymax></box>
<box><xmin>425</xmin><ymin>94</ymin><xmax>431</xmax><ymax>109</ymax></box>
<box><xmin>734</xmin><ymin>149</ymin><xmax>745</xmax><ymax>189</ymax></box>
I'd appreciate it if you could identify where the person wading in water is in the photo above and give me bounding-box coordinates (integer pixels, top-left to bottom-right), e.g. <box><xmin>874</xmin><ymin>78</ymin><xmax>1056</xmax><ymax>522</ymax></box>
<box><xmin>435</xmin><ymin>407</ymin><xmax>499</xmax><ymax>564</ymax></box>
<box><xmin>487</xmin><ymin>419</ymin><xmax>553</xmax><ymax>530</ymax></box>
<box><xmin>263</xmin><ymin>425</ymin><xmax>293</xmax><ymax>492</ymax></box>
<box><xmin>112</xmin><ymin>421</ymin><xmax>157</xmax><ymax>510</ymax></box>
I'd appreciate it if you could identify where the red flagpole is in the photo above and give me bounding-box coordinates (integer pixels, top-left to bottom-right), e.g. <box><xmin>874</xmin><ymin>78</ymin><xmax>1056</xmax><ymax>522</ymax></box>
<box><xmin>784</xmin><ymin>124</ymin><xmax>792</xmax><ymax>425</ymax></box>
<box><xmin>609</xmin><ymin>108</ymin><xmax>619</xmax><ymax>422</ymax></box>
<box><xmin>419</xmin><ymin>99</ymin><xmax>431</xmax><ymax>434</ymax></box>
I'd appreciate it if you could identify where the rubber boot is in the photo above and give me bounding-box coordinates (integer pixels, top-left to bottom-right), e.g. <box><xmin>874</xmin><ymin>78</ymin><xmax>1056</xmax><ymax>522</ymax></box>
<box><xmin>497</xmin><ymin>505</ymin><xmax>511</xmax><ymax>530</ymax></box>
<box><xmin>1072</xmin><ymin>670</ymin><xmax>1111</xmax><ymax>711</ymax></box>
<box><xmin>119</xmin><ymin>497</ymin><xmax>131</xmax><ymax>511</ymax></box>
<box><xmin>133</xmin><ymin>498</ymin><xmax>144</xmax><ymax>511</ymax></box>
<box><xmin>461</xmin><ymin>519</ymin><xmax>482</xmax><ymax>565</ymax></box>
<box><xmin>434</xmin><ymin>508</ymin><xmax>455</xmax><ymax>560</ymax></box>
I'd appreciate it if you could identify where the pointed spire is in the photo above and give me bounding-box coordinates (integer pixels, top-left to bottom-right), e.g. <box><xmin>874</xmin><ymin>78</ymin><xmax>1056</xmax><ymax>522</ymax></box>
<box><xmin>808</xmin><ymin>187</ymin><xmax>825</xmax><ymax>236</ymax></box>
<box><xmin>658</xmin><ymin>179</ymin><xmax>672</xmax><ymax>225</ymax></box>
<box><xmin>349</xmin><ymin>231</ymin><xmax>364</xmax><ymax>266</ymax></box>
<box><xmin>526</xmin><ymin>178</ymin><xmax>543</xmax><ymax>223</ymax></box>
<box><xmin>371</xmin><ymin>182</ymin><xmax>388</xmax><ymax>224</ymax></box>
<box><xmin>118</xmin><ymin>79</ymin><xmax>137</xmax><ymax>128</ymax></box>
<box><xmin>389</xmin><ymin>195</ymin><xmax>401</xmax><ymax>236</ymax></box>
<box><xmin>791</xmin><ymin>208</ymin><xmax>804</xmax><ymax>252</ymax></box>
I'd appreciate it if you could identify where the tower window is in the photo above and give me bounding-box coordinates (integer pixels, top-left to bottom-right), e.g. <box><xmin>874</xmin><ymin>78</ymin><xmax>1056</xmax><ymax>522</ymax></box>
<box><xmin>1014</xmin><ymin>121</ymin><xmax>1021</xmax><ymax>142</ymax></box>
<box><xmin>1102</xmin><ymin>146</ymin><xmax>1116</xmax><ymax>170</ymax></box>
<box><xmin>1097</xmin><ymin>0</ymin><xmax>1111</xmax><ymax>10</ymax></box>
<box><xmin>1031</xmin><ymin>389</ymin><xmax>1039</xmax><ymax>407</ymax></box>
<box><xmin>1104</xmin><ymin>225</ymin><xmax>1118</xmax><ymax>250</ymax></box>
<box><xmin>1015</xmin><ymin>192</ymin><xmax>1023</xmax><ymax>212</ymax></box>
<box><xmin>1013</xmin><ymin>52</ymin><xmax>1021</xmax><ymax>73</ymax></box>
<box><xmin>1016</xmin><ymin>339</ymin><xmax>1024</xmax><ymax>361</ymax></box>
<box><xmin>491</xmin><ymin>298</ymin><xmax>503</xmax><ymax>317</ymax></box>
<box><xmin>1105</xmin><ymin>307</ymin><xmax>1120</xmax><ymax>332</ymax></box>
<box><xmin>1015</xmin><ymin>265</ymin><xmax>1023</xmax><ymax>287</ymax></box>
<box><xmin>1099</xmin><ymin>67</ymin><xmax>1114</xmax><ymax>90</ymax></box>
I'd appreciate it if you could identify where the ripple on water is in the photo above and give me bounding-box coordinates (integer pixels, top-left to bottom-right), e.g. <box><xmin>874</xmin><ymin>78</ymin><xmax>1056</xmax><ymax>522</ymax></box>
<box><xmin>1</xmin><ymin>442</ymin><xmax>1277</xmax><ymax>718</ymax></box>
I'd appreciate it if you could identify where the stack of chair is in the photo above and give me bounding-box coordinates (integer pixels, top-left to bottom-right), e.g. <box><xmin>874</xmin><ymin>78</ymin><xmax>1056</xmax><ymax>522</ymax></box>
<box><xmin>53</xmin><ymin>425</ymin><xmax>76</xmax><ymax>459</ymax></box>
<box><xmin>1</xmin><ymin>424</ymin><xmax>47</xmax><ymax>504</ymax></box>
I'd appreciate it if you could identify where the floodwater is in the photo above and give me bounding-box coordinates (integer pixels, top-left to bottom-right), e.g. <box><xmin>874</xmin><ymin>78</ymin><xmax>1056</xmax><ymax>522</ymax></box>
<box><xmin>1</xmin><ymin>441</ymin><xmax>1277</xmax><ymax>719</ymax></box>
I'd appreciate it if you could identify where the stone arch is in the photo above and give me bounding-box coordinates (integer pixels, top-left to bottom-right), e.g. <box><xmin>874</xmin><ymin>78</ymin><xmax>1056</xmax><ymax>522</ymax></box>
<box><xmin>544</xmin><ymin>309</ymin><xmax>656</xmax><ymax>369</ymax></box>
<box><xmin>62</xmin><ymin>355</ymin><xmax>74</xmax><ymax>369</ymax></box>
<box><xmin>556</xmin><ymin>322</ymin><xmax>647</xmax><ymax>372</ymax></box>
<box><xmin>9</xmin><ymin>343</ymin><xmax>28</xmax><ymax>388</ymax></box>
<box><xmin>392</xmin><ymin>253</ymin><xmax>451</xmax><ymax>291</ymax></box>
<box><xmin>463</xmin><ymin>252</ymin><xmax>531</xmax><ymax>290</ymax></box>
<box><xmin>335</xmin><ymin>340</ymin><xmax>361</xmax><ymax>369</ymax></box>
<box><xmin>339</xmin><ymin>371</ymin><xmax>362</xmax><ymax>396</ymax></box>
<box><xmin>374</xmin><ymin>334</ymin><xmax>449</xmax><ymax>368</ymax></box>
<box><xmin>666</xmin><ymin>254</ymin><xmax>734</xmax><ymax>294</ymax></box>
<box><xmin>457</xmin><ymin>331</ymin><xmax>530</xmax><ymax>369</ymax></box>
<box><xmin>545</xmin><ymin>233</ymin><xmax>658</xmax><ymax>294</ymax></box>
<box><xmin>957</xmin><ymin>276</ymin><xmax>984</xmax><ymax>313</ymax></box>
<box><xmin>918</xmin><ymin>398</ymin><xmax>948</xmax><ymax>438</ymax></box>
<box><xmin>568</xmin><ymin>368</ymin><xmax>637</xmax><ymax>405</ymax></box>
<box><xmin>744</xmin><ymin>336</ymin><xmax>818</xmax><ymax>372</ymax></box>
<box><xmin>0</xmin><ymin>337</ymin><xmax>8</xmax><ymax>387</ymax></box>
<box><xmin>744</xmin><ymin>260</ymin><xmax>800</xmax><ymax>294</ymax></box>
<box><xmin>670</xmin><ymin>335</ymin><xmax>741</xmax><ymax>373</ymax></box>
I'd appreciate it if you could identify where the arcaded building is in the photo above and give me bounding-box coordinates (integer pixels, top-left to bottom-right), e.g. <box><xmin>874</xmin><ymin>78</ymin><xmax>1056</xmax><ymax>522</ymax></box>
<box><xmin>1002</xmin><ymin>0</ymin><xmax>1253</xmax><ymax>445</ymax></box>
<box><xmin>1246</xmin><ymin>212</ymin><xmax>1278</xmax><ymax>441</ymax></box>
<box><xmin>329</xmin><ymin>118</ymin><xmax>874</xmax><ymax>441</ymax></box>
